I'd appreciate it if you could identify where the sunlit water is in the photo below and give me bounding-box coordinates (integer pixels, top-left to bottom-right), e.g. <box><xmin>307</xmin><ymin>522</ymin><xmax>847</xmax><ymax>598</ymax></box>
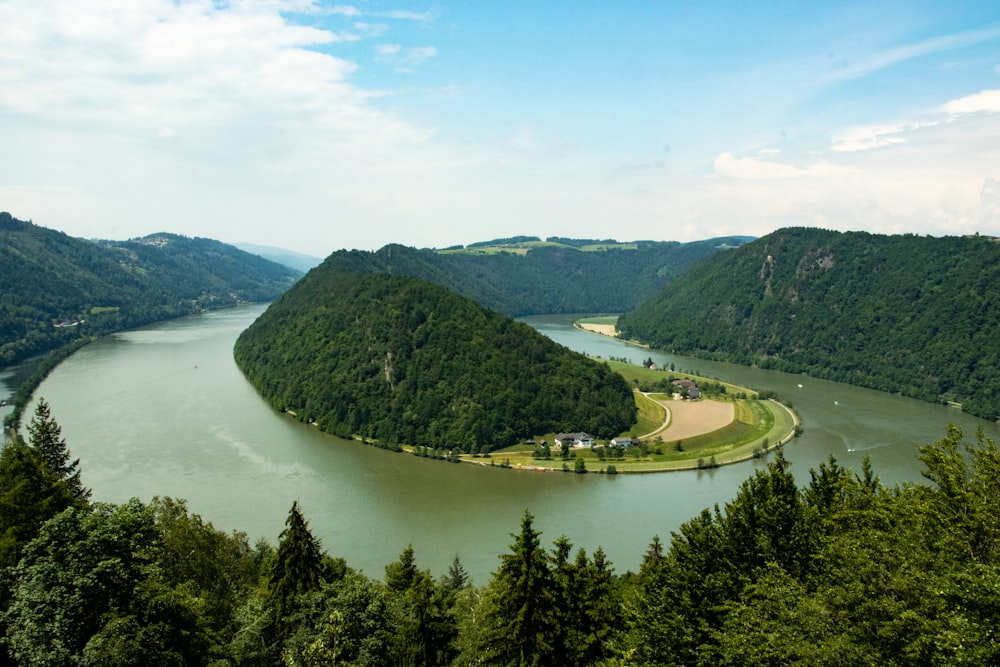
<box><xmin>7</xmin><ymin>305</ymin><xmax>998</xmax><ymax>583</ymax></box>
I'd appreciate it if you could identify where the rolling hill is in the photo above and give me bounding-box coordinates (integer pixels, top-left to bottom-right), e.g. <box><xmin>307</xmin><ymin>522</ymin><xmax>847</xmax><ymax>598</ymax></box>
<box><xmin>234</xmin><ymin>270</ymin><xmax>637</xmax><ymax>451</ymax></box>
<box><xmin>0</xmin><ymin>212</ymin><xmax>301</xmax><ymax>365</ymax></box>
<box><xmin>617</xmin><ymin>227</ymin><xmax>1000</xmax><ymax>420</ymax></box>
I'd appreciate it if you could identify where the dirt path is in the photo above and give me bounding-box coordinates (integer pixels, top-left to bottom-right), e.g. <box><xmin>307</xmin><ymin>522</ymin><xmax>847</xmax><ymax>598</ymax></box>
<box><xmin>641</xmin><ymin>395</ymin><xmax>735</xmax><ymax>441</ymax></box>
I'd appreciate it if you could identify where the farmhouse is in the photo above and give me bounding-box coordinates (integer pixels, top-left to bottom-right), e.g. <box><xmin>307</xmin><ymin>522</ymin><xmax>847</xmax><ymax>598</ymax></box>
<box><xmin>672</xmin><ymin>379</ymin><xmax>702</xmax><ymax>400</ymax></box>
<box><xmin>555</xmin><ymin>432</ymin><xmax>594</xmax><ymax>448</ymax></box>
<box><xmin>611</xmin><ymin>437</ymin><xmax>633</xmax><ymax>447</ymax></box>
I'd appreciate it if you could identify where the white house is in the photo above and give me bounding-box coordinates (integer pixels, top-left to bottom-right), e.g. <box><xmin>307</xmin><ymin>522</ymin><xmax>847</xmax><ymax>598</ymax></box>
<box><xmin>555</xmin><ymin>432</ymin><xmax>594</xmax><ymax>448</ymax></box>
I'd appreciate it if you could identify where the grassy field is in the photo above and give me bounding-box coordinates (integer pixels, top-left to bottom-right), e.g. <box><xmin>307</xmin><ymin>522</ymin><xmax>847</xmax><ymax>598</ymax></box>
<box><xmin>607</xmin><ymin>360</ymin><xmax>753</xmax><ymax>397</ymax></box>
<box><xmin>633</xmin><ymin>391</ymin><xmax>668</xmax><ymax>435</ymax></box>
<box><xmin>481</xmin><ymin>393</ymin><xmax>797</xmax><ymax>474</ymax></box>
<box><xmin>400</xmin><ymin>320</ymin><xmax>798</xmax><ymax>474</ymax></box>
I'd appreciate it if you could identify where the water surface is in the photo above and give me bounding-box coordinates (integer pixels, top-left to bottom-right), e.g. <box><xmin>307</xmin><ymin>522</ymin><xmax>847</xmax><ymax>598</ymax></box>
<box><xmin>18</xmin><ymin>306</ymin><xmax>998</xmax><ymax>582</ymax></box>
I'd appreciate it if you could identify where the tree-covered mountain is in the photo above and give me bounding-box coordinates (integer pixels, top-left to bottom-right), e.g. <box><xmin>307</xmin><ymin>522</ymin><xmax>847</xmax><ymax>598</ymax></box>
<box><xmin>617</xmin><ymin>227</ymin><xmax>1000</xmax><ymax>420</ymax></box>
<box><xmin>314</xmin><ymin>235</ymin><xmax>751</xmax><ymax>317</ymax></box>
<box><xmin>234</xmin><ymin>271</ymin><xmax>636</xmax><ymax>451</ymax></box>
<box><xmin>0</xmin><ymin>212</ymin><xmax>301</xmax><ymax>365</ymax></box>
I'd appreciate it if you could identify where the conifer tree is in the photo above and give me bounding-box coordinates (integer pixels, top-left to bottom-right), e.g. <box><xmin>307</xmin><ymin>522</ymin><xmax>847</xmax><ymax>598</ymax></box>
<box><xmin>443</xmin><ymin>554</ymin><xmax>470</xmax><ymax>592</ymax></box>
<box><xmin>482</xmin><ymin>510</ymin><xmax>554</xmax><ymax>666</ymax></box>
<box><xmin>26</xmin><ymin>398</ymin><xmax>89</xmax><ymax>501</ymax></box>
<box><xmin>267</xmin><ymin>500</ymin><xmax>324</xmax><ymax>627</ymax></box>
<box><xmin>385</xmin><ymin>543</ymin><xmax>419</xmax><ymax>593</ymax></box>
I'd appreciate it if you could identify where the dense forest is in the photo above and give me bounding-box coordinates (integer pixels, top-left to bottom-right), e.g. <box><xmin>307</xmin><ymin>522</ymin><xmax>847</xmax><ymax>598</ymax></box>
<box><xmin>0</xmin><ymin>212</ymin><xmax>301</xmax><ymax>367</ymax></box>
<box><xmin>313</xmin><ymin>235</ymin><xmax>750</xmax><ymax>317</ymax></box>
<box><xmin>618</xmin><ymin>228</ymin><xmax>1000</xmax><ymax>420</ymax></box>
<box><xmin>234</xmin><ymin>271</ymin><xmax>636</xmax><ymax>451</ymax></box>
<box><xmin>2</xmin><ymin>402</ymin><xmax>998</xmax><ymax>665</ymax></box>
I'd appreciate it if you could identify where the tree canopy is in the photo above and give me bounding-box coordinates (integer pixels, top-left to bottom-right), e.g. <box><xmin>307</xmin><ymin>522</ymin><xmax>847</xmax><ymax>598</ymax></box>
<box><xmin>2</xmin><ymin>406</ymin><xmax>1000</xmax><ymax>665</ymax></box>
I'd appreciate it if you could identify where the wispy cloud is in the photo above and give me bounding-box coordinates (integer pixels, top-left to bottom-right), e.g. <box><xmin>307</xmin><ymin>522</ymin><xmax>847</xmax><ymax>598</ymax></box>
<box><xmin>378</xmin><ymin>9</ymin><xmax>439</xmax><ymax>22</ymax></box>
<box><xmin>714</xmin><ymin>153</ymin><xmax>802</xmax><ymax>180</ymax></box>
<box><xmin>831</xmin><ymin>122</ymin><xmax>921</xmax><ymax>153</ymax></box>
<box><xmin>831</xmin><ymin>24</ymin><xmax>1000</xmax><ymax>82</ymax></box>
<box><xmin>329</xmin><ymin>5</ymin><xmax>363</xmax><ymax>17</ymax></box>
<box><xmin>375</xmin><ymin>43</ymin><xmax>438</xmax><ymax>70</ymax></box>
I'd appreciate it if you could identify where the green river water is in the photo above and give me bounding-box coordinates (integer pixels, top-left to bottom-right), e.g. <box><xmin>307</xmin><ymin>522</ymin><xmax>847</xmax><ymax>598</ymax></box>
<box><xmin>6</xmin><ymin>303</ymin><xmax>997</xmax><ymax>583</ymax></box>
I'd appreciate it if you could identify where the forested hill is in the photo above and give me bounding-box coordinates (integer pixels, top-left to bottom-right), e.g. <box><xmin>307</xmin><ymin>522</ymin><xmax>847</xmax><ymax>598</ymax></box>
<box><xmin>314</xmin><ymin>235</ymin><xmax>751</xmax><ymax>317</ymax></box>
<box><xmin>617</xmin><ymin>227</ymin><xmax>1000</xmax><ymax>419</ymax></box>
<box><xmin>234</xmin><ymin>271</ymin><xmax>636</xmax><ymax>451</ymax></box>
<box><xmin>0</xmin><ymin>212</ymin><xmax>300</xmax><ymax>365</ymax></box>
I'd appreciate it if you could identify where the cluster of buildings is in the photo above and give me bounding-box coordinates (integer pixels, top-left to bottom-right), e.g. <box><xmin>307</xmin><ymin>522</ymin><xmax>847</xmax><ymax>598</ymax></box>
<box><xmin>552</xmin><ymin>432</ymin><xmax>634</xmax><ymax>449</ymax></box>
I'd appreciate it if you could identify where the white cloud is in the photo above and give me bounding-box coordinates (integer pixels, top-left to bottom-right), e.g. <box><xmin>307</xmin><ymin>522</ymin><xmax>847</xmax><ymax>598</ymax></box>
<box><xmin>378</xmin><ymin>10</ymin><xmax>438</xmax><ymax>22</ymax></box>
<box><xmin>831</xmin><ymin>123</ymin><xmax>912</xmax><ymax>152</ymax></box>
<box><xmin>0</xmin><ymin>0</ymin><xmax>450</xmax><ymax>252</ymax></box>
<box><xmin>330</xmin><ymin>5</ymin><xmax>362</xmax><ymax>17</ymax></box>
<box><xmin>354</xmin><ymin>22</ymin><xmax>389</xmax><ymax>37</ymax></box>
<box><xmin>374</xmin><ymin>44</ymin><xmax>438</xmax><ymax>70</ymax></box>
<box><xmin>714</xmin><ymin>153</ymin><xmax>802</xmax><ymax>180</ymax></box>
<box><xmin>376</xmin><ymin>43</ymin><xmax>403</xmax><ymax>57</ymax></box>
<box><xmin>942</xmin><ymin>89</ymin><xmax>1000</xmax><ymax>114</ymax></box>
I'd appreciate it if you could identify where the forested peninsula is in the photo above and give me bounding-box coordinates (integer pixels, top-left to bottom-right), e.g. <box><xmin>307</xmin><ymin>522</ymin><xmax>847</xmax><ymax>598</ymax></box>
<box><xmin>234</xmin><ymin>270</ymin><xmax>637</xmax><ymax>452</ymax></box>
<box><xmin>618</xmin><ymin>228</ymin><xmax>1000</xmax><ymax>420</ymax></box>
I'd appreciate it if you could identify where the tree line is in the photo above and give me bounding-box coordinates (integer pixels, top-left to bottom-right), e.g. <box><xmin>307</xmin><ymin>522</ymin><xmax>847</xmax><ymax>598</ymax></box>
<box><xmin>2</xmin><ymin>401</ymin><xmax>998</xmax><ymax>665</ymax></box>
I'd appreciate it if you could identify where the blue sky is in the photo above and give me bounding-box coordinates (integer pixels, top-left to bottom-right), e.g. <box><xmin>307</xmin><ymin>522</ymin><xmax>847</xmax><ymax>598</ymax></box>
<box><xmin>1</xmin><ymin>1</ymin><xmax>998</xmax><ymax>255</ymax></box>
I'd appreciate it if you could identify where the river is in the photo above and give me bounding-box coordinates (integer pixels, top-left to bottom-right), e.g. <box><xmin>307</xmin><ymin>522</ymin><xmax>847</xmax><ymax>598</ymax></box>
<box><xmin>8</xmin><ymin>304</ymin><xmax>999</xmax><ymax>583</ymax></box>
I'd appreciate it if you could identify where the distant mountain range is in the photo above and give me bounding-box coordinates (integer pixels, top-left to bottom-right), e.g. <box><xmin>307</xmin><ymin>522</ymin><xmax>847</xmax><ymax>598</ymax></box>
<box><xmin>0</xmin><ymin>212</ymin><xmax>301</xmax><ymax>365</ymax></box>
<box><xmin>618</xmin><ymin>227</ymin><xmax>1000</xmax><ymax>420</ymax></box>
<box><xmin>312</xmin><ymin>235</ymin><xmax>752</xmax><ymax>317</ymax></box>
<box><xmin>234</xmin><ymin>243</ymin><xmax>323</xmax><ymax>274</ymax></box>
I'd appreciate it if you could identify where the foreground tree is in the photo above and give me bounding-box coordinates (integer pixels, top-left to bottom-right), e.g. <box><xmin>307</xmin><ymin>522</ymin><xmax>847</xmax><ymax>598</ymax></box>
<box><xmin>0</xmin><ymin>434</ymin><xmax>82</xmax><ymax>570</ymax></box>
<box><xmin>267</xmin><ymin>501</ymin><xmax>326</xmax><ymax>635</ymax></box>
<box><xmin>1</xmin><ymin>500</ymin><xmax>207</xmax><ymax>666</ymax></box>
<box><xmin>473</xmin><ymin>511</ymin><xmax>554</xmax><ymax>666</ymax></box>
<box><xmin>26</xmin><ymin>398</ymin><xmax>89</xmax><ymax>501</ymax></box>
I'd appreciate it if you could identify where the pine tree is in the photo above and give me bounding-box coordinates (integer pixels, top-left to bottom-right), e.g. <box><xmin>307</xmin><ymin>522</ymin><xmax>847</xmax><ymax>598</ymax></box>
<box><xmin>385</xmin><ymin>543</ymin><xmax>419</xmax><ymax>593</ymax></box>
<box><xmin>26</xmin><ymin>398</ymin><xmax>89</xmax><ymax>501</ymax></box>
<box><xmin>267</xmin><ymin>500</ymin><xmax>324</xmax><ymax>628</ymax></box>
<box><xmin>443</xmin><ymin>554</ymin><xmax>470</xmax><ymax>592</ymax></box>
<box><xmin>482</xmin><ymin>510</ymin><xmax>554</xmax><ymax>666</ymax></box>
